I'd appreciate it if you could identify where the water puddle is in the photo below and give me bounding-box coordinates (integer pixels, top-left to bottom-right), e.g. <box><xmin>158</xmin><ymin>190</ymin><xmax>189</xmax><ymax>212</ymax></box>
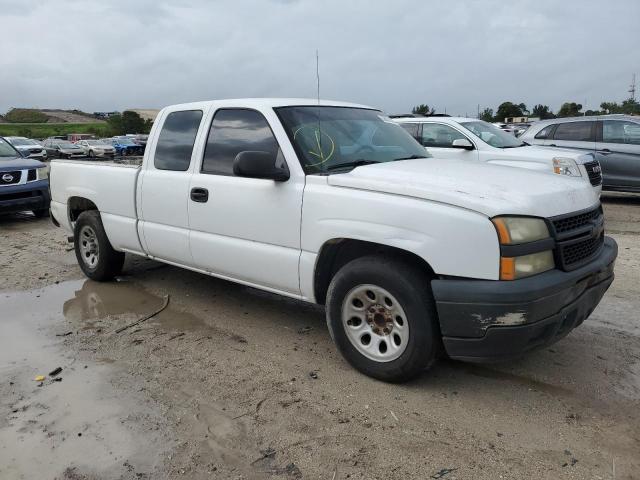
<box><xmin>61</xmin><ymin>278</ymin><xmax>207</xmax><ymax>333</ymax></box>
<box><xmin>0</xmin><ymin>280</ymin><xmax>172</xmax><ymax>479</ymax></box>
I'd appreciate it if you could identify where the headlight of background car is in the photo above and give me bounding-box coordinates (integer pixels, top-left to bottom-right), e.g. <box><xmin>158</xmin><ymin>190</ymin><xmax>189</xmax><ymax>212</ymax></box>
<box><xmin>36</xmin><ymin>167</ymin><xmax>49</xmax><ymax>181</ymax></box>
<box><xmin>552</xmin><ymin>157</ymin><xmax>581</xmax><ymax>177</ymax></box>
<box><xmin>492</xmin><ymin>216</ymin><xmax>554</xmax><ymax>280</ymax></box>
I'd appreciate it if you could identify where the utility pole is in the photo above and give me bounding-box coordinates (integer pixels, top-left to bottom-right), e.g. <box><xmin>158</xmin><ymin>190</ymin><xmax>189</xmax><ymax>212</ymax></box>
<box><xmin>629</xmin><ymin>73</ymin><xmax>636</xmax><ymax>101</ymax></box>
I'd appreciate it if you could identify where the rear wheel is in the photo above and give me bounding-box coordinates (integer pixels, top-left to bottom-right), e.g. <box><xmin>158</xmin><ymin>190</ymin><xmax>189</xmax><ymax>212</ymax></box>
<box><xmin>326</xmin><ymin>255</ymin><xmax>440</xmax><ymax>382</ymax></box>
<box><xmin>88</xmin><ymin>149</ymin><xmax>95</xmax><ymax>158</ymax></box>
<box><xmin>74</xmin><ymin>211</ymin><xmax>125</xmax><ymax>281</ymax></box>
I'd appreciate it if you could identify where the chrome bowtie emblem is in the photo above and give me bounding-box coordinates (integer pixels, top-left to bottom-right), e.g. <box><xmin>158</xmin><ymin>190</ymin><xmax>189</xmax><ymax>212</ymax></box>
<box><xmin>2</xmin><ymin>173</ymin><xmax>14</xmax><ymax>183</ymax></box>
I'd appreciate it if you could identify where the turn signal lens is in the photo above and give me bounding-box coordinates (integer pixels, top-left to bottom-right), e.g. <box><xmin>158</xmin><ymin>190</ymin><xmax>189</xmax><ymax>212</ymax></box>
<box><xmin>492</xmin><ymin>217</ymin><xmax>549</xmax><ymax>245</ymax></box>
<box><xmin>500</xmin><ymin>251</ymin><xmax>554</xmax><ymax>280</ymax></box>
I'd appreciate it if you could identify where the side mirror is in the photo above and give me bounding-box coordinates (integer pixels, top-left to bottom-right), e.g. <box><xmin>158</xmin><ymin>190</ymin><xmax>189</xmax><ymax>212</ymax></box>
<box><xmin>452</xmin><ymin>138</ymin><xmax>474</xmax><ymax>150</ymax></box>
<box><xmin>233</xmin><ymin>151</ymin><xmax>289</xmax><ymax>181</ymax></box>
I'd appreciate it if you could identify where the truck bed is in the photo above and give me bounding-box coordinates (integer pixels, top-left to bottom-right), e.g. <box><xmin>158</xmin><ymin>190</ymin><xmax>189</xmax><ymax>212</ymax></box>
<box><xmin>49</xmin><ymin>159</ymin><xmax>144</xmax><ymax>254</ymax></box>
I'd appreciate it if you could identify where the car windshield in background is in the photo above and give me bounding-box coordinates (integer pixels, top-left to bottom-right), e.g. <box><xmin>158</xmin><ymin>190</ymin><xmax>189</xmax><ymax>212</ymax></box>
<box><xmin>9</xmin><ymin>138</ymin><xmax>34</xmax><ymax>146</ymax></box>
<box><xmin>0</xmin><ymin>138</ymin><xmax>19</xmax><ymax>158</ymax></box>
<box><xmin>276</xmin><ymin>106</ymin><xmax>429</xmax><ymax>173</ymax></box>
<box><xmin>57</xmin><ymin>141</ymin><xmax>75</xmax><ymax>147</ymax></box>
<box><xmin>460</xmin><ymin>121</ymin><xmax>524</xmax><ymax>148</ymax></box>
<box><xmin>117</xmin><ymin>138</ymin><xmax>136</xmax><ymax>145</ymax></box>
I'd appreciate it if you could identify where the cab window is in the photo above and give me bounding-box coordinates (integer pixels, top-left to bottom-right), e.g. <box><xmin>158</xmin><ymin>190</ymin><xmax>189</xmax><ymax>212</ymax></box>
<box><xmin>154</xmin><ymin>110</ymin><xmax>203</xmax><ymax>171</ymax></box>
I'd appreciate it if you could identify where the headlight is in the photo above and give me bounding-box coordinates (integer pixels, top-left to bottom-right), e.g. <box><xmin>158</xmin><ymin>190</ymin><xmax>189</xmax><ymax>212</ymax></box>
<box><xmin>492</xmin><ymin>216</ymin><xmax>554</xmax><ymax>280</ymax></box>
<box><xmin>37</xmin><ymin>167</ymin><xmax>49</xmax><ymax>181</ymax></box>
<box><xmin>492</xmin><ymin>217</ymin><xmax>549</xmax><ymax>244</ymax></box>
<box><xmin>553</xmin><ymin>157</ymin><xmax>581</xmax><ymax>177</ymax></box>
<box><xmin>500</xmin><ymin>251</ymin><xmax>555</xmax><ymax>280</ymax></box>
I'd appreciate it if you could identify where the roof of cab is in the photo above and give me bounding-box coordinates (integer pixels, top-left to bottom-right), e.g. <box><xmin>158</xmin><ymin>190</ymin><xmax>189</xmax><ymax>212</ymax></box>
<box><xmin>161</xmin><ymin>98</ymin><xmax>376</xmax><ymax>111</ymax></box>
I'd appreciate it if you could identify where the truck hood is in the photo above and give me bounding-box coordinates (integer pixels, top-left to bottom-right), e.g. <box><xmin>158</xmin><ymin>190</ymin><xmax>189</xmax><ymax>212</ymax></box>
<box><xmin>0</xmin><ymin>157</ymin><xmax>45</xmax><ymax>170</ymax></box>
<box><xmin>327</xmin><ymin>159</ymin><xmax>599</xmax><ymax>218</ymax></box>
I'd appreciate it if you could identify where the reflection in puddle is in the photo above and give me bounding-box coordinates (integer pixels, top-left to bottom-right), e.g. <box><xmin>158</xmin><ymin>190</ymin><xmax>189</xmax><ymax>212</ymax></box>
<box><xmin>62</xmin><ymin>279</ymin><xmax>207</xmax><ymax>332</ymax></box>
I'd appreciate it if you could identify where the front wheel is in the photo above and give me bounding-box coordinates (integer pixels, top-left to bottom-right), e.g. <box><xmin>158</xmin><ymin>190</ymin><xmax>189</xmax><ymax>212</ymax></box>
<box><xmin>74</xmin><ymin>211</ymin><xmax>125</xmax><ymax>281</ymax></box>
<box><xmin>326</xmin><ymin>255</ymin><xmax>441</xmax><ymax>382</ymax></box>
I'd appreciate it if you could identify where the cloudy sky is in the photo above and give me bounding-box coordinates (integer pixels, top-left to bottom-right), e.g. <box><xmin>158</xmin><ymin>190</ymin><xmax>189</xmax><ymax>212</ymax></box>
<box><xmin>1</xmin><ymin>0</ymin><xmax>638</xmax><ymax>116</ymax></box>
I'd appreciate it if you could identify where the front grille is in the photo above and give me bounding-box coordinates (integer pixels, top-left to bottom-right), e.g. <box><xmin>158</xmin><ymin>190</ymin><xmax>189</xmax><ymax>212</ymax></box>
<box><xmin>29</xmin><ymin>149</ymin><xmax>44</xmax><ymax>155</ymax></box>
<box><xmin>551</xmin><ymin>206</ymin><xmax>602</xmax><ymax>235</ymax></box>
<box><xmin>584</xmin><ymin>161</ymin><xmax>603</xmax><ymax>186</ymax></box>
<box><xmin>0</xmin><ymin>170</ymin><xmax>21</xmax><ymax>186</ymax></box>
<box><xmin>550</xmin><ymin>205</ymin><xmax>605</xmax><ymax>270</ymax></box>
<box><xmin>559</xmin><ymin>233</ymin><xmax>604</xmax><ymax>267</ymax></box>
<box><xmin>0</xmin><ymin>191</ymin><xmax>38</xmax><ymax>201</ymax></box>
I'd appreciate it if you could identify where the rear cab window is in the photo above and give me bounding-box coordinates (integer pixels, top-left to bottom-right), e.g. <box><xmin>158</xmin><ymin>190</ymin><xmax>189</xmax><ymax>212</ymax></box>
<box><xmin>154</xmin><ymin>110</ymin><xmax>203</xmax><ymax>171</ymax></box>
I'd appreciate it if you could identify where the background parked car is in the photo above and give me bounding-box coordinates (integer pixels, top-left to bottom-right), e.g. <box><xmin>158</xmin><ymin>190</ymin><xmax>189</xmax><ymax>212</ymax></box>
<box><xmin>5</xmin><ymin>137</ymin><xmax>48</xmax><ymax>161</ymax></box>
<box><xmin>42</xmin><ymin>138</ymin><xmax>86</xmax><ymax>159</ymax></box>
<box><xmin>0</xmin><ymin>137</ymin><xmax>50</xmax><ymax>217</ymax></box>
<box><xmin>105</xmin><ymin>137</ymin><xmax>144</xmax><ymax>156</ymax></box>
<box><xmin>76</xmin><ymin>139</ymin><xmax>116</xmax><ymax>158</ymax></box>
<box><xmin>394</xmin><ymin>116</ymin><xmax>602</xmax><ymax>191</ymax></box>
<box><xmin>520</xmin><ymin>115</ymin><xmax>640</xmax><ymax>192</ymax></box>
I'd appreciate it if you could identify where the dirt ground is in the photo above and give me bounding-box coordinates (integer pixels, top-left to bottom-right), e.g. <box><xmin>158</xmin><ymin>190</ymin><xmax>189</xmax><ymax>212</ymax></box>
<box><xmin>1</xmin><ymin>194</ymin><xmax>639</xmax><ymax>480</ymax></box>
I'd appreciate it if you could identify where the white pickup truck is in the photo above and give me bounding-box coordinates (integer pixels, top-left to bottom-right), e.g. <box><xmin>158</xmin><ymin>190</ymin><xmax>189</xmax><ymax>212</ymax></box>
<box><xmin>50</xmin><ymin>99</ymin><xmax>617</xmax><ymax>382</ymax></box>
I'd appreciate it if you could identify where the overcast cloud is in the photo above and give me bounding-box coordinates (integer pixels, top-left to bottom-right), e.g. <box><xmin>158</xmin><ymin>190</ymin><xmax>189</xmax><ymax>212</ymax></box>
<box><xmin>0</xmin><ymin>0</ymin><xmax>638</xmax><ymax>116</ymax></box>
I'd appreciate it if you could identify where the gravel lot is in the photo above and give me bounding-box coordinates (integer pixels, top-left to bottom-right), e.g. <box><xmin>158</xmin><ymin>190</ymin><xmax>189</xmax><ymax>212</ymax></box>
<box><xmin>1</xmin><ymin>194</ymin><xmax>639</xmax><ymax>480</ymax></box>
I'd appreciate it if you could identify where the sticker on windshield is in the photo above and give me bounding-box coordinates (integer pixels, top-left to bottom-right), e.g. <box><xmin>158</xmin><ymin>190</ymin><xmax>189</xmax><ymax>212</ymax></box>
<box><xmin>293</xmin><ymin>126</ymin><xmax>335</xmax><ymax>167</ymax></box>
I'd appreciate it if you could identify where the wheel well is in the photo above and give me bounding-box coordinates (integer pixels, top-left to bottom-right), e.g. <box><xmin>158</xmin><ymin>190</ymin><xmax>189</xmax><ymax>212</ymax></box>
<box><xmin>313</xmin><ymin>239</ymin><xmax>435</xmax><ymax>305</ymax></box>
<box><xmin>68</xmin><ymin>196</ymin><xmax>98</xmax><ymax>222</ymax></box>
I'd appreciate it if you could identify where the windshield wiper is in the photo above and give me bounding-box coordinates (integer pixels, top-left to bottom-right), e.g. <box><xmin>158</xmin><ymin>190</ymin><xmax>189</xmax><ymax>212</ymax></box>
<box><xmin>325</xmin><ymin>159</ymin><xmax>381</xmax><ymax>171</ymax></box>
<box><xmin>392</xmin><ymin>154</ymin><xmax>428</xmax><ymax>161</ymax></box>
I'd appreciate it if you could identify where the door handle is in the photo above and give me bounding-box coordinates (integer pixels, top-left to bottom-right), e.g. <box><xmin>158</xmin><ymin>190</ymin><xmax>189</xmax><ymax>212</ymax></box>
<box><xmin>597</xmin><ymin>149</ymin><xmax>611</xmax><ymax>154</ymax></box>
<box><xmin>548</xmin><ymin>144</ymin><xmax>557</xmax><ymax>147</ymax></box>
<box><xmin>190</xmin><ymin>187</ymin><xmax>209</xmax><ymax>203</ymax></box>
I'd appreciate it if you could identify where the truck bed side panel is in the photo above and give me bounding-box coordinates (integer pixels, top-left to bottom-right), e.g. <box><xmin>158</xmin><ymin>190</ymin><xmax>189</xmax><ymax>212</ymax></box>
<box><xmin>50</xmin><ymin>160</ymin><xmax>143</xmax><ymax>253</ymax></box>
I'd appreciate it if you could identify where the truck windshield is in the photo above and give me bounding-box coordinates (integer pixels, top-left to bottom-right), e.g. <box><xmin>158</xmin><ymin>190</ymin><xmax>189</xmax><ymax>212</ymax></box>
<box><xmin>276</xmin><ymin>106</ymin><xmax>429</xmax><ymax>173</ymax></box>
<box><xmin>459</xmin><ymin>121</ymin><xmax>524</xmax><ymax>148</ymax></box>
<box><xmin>0</xmin><ymin>138</ymin><xmax>20</xmax><ymax>158</ymax></box>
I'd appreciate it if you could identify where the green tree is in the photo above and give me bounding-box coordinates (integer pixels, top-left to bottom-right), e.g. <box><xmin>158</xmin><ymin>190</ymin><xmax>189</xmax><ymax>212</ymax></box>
<box><xmin>479</xmin><ymin>108</ymin><xmax>494</xmax><ymax>122</ymax></box>
<box><xmin>494</xmin><ymin>102</ymin><xmax>525</xmax><ymax>122</ymax></box>
<box><xmin>557</xmin><ymin>102</ymin><xmax>583</xmax><ymax>117</ymax></box>
<box><xmin>531</xmin><ymin>104</ymin><xmax>555</xmax><ymax>120</ymax></box>
<box><xmin>412</xmin><ymin>104</ymin><xmax>435</xmax><ymax>116</ymax></box>
<box><xmin>106</xmin><ymin>111</ymin><xmax>151</xmax><ymax>136</ymax></box>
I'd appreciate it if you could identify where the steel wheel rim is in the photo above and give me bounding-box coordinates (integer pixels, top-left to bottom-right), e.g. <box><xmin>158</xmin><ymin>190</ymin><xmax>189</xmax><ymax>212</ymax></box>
<box><xmin>341</xmin><ymin>284</ymin><xmax>409</xmax><ymax>362</ymax></box>
<box><xmin>79</xmin><ymin>225</ymin><xmax>100</xmax><ymax>269</ymax></box>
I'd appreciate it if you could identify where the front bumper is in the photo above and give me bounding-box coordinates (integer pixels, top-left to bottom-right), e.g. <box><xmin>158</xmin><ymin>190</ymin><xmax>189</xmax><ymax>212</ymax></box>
<box><xmin>431</xmin><ymin>237</ymin><xmax>617</xmax><ymax>361</ymax></box>
<box><xmin>0</xmin><ymin>180</ymin><xmax>50</xmax><ymax>214</ymax></box>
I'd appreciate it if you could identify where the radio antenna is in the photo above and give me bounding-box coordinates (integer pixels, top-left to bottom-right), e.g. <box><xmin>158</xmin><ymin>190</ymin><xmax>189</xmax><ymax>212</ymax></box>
<box><xmin>316</xmin><ymin>49</ymin><xmax>321</xmax><ymax>105</ymax></box>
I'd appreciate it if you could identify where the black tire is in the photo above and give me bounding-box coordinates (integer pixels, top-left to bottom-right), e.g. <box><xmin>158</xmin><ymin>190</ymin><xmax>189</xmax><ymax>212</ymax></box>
<box><xmin>74</xmin><ymin>210</ymin><xmax>125</xmax><ymax>281</ymax></box>
<box><xmin>32</xmin><ymin>209</ymin><xmax>49</xmax><ymax>218</ymax></box>
<box><xmin>88</xmin><ymin>150</ymin><xmax>94</xmax><ymax>158</ymax></box>
<box><xmin>326</xmin><ymin>255</ymin><xmax>441</xmax><ymax>382</ymax></box>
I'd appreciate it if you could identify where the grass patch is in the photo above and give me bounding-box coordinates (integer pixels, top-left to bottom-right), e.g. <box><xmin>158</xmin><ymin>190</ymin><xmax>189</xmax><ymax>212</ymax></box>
<box><xmin>0</xmin><ymin>123</ymin><xmax>111</xmax><ymax>139</ymax></box>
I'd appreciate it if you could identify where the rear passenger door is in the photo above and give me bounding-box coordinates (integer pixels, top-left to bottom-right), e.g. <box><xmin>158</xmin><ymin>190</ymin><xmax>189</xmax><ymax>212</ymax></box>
<box><xmin>187</xmin><ymin>108</ymin><xmax>304</xmax><ymax>295</ymax></box>
<box><xmin>596</xmin><ymin>119</ymin><xmax>640</xmax><ymax>190</ymax></box>
<box><xmin>547</xmin><ymin>121</ymin><xmax>596</xmax><ymax>153</ymax></box>
<box><xmin>138</xmin><ymin>108</ymin><xmax>204</xmax><ymax>266</ymax></box>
